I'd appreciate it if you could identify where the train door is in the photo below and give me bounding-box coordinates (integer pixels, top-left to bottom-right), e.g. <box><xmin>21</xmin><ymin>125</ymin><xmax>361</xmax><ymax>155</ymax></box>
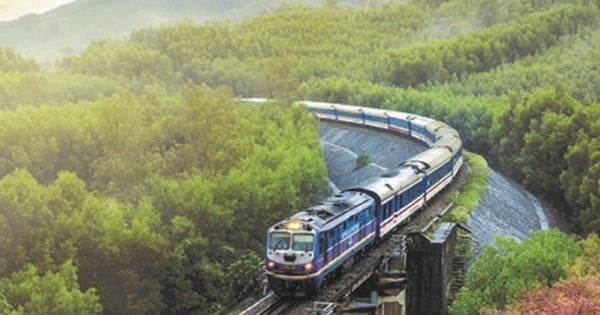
<box><xmin>319</xmin><ymin>234</ymin><xmax>328</xmax><ymax>265</ymax></box>
<box><xmin>330</xmin><ymin>228</ymin><xmax>341</xmax><ymax>261</ymax></box>
<box><xmin>327</xmin><ymin>230</ymin><xmax>333</xmax><ymax>263</ymax></box>
<box><xmin>357</xmin><ymin>212</ymin><xmax>364</xmax><ymax>240</ymax></box>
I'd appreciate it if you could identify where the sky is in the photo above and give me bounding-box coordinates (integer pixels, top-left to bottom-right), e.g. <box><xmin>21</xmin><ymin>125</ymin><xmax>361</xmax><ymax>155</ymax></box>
<box><xmin>0</xmin><ymin>0</ymin><xmax>78</xmax><ymax>21</ymax></box>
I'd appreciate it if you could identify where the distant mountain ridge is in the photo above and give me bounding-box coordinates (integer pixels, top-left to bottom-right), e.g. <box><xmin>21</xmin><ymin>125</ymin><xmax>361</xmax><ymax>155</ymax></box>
<box><xmin>0</xmin><ymin>0</ymin><xmax>363</xmax><ymax>64</ymax></box>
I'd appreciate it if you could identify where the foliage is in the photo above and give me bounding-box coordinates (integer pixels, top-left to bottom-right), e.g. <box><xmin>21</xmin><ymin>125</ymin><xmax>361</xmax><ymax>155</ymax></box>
<box><xmin>568</xmin><ymin>233</ymin><xmax>600</xmax><ymax>277</ymax></box>
<box><xmin>0</xmin><ymin>71</ymin><xmax>120</xmax><ymax>109</ymax></box>
<box><xmin>0</xmin><ymin>47</ymin><xmax>37</xmax><ymax>73</ymax></box>
<box><xmin>0</xmin><ymin>0</ymin><xmax>599</xmax><ymax>313</ymax></box>
<box><xmin>450</xmin><ymin>229</ymin><xmax>582</xmax><ymax>314</ymax></box>
<box><xmin>0</xmin><ymin>262</ymin><xmax>101</xmax><ymax>315</ymax></box>
<box><xmin>472</xmin><ymin>233</ymin><xmax>600</xmax><ymax>314</ymax></box>
<box><xmin>514</xmin><ymin>276</ymin><xmax>600</xmax><ymax>315</ymax></box>
<box><xmin>61</xmin><ymin>2</ymin><xmax>430</xmax><ymax>94</ymax></box>
<box><xmin>224</xmin><ymin>253</ymin><xmax>263</xmax><ymax>300</ymax></box>
<box><xmin>0</xmin><ymin>85</ymin><xmax>328</xmax><ymax>313</ymax></box>
<box><xmin>446</xmin><ymin>152</ymin><xmax>488</xmax><ymax>222</ymax></box>
<box><xmin>488</xmin><ymin>88</ymin><xmax>600</xmax><ymax>232</ymax></box>
<box><xmin>354</xmin><ymin>154</ymin><xmax>371</xmax><ymax>170</ymax></box>
<box><xmin>303</xmin><ymin>76</ymin><xmax>600</xmax><ymax>235</ymax></box>
<box><xmin>436</xmin><ymin>26</ymin><xmax>600</xmax><ymax>102</ymax></box>
<box><xmin>382</xmin><ymin>3</ymin><xmax>599</xmax><ymax>87</ymax></box>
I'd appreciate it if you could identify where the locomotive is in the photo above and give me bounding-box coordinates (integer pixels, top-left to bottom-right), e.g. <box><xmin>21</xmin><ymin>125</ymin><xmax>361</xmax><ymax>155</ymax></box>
<box><xmin>264</xmin><ymin>101</ymin><xmax>463</xmax><ymax>296</ymax></box>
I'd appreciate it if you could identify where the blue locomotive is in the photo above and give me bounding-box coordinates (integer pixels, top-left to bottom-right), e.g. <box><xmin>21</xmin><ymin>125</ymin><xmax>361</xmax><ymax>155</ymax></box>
<box><xmin>264</xmin><ymin>102</ymin><xmax>463</xmax><ymax>297</ymax></box>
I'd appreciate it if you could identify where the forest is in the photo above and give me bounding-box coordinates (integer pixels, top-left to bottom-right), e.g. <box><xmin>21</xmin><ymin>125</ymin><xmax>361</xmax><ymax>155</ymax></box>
<box><xmin>0</xmin><ymin>0</ymin><xmax>599</xmax><ymax>314</ymax></box>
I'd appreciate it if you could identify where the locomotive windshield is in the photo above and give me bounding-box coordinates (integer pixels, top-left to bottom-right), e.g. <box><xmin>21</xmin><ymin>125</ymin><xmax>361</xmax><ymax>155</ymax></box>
<box><xmin>270</xmin><ymin>232</ymin><xmax>290</xmax><ymax>250</ymax></box>
<box><xmin>292</xmin><ymin>233</ymin><xmax>314</xmax><ymax>251</ymax></box>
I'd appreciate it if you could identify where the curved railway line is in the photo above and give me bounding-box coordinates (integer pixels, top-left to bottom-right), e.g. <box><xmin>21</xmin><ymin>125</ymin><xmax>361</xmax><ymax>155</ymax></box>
<box><xmin>240</xmin><ymin>100</ymin><xmax>470</xmax><ymax>314</ymax></box>
<box><xmin>241</xmin><ymin>152</ymin><xmax>469</xmax><ymax>315</ymax></box>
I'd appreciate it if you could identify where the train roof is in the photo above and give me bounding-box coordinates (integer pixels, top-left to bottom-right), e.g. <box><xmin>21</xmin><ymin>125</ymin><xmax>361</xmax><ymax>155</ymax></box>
<box><xmin>424</xmin><ymin>120</ymin><xmax>449</xmax><ymax>136</ymax></box>
<box><xmin>433</xmin><ymin>134</ymin><xmax>462</xmax><ymax>152</ymax></box>
<box><xmin>303</xmin><ymin>101</ymin><xmax>414</xmax><ymax>120</ymax></box>
<box><xmin>346</xmin><ymin>165</ymin><xmax>424</xmax><ymax>202</ymax></box>
<box><xmin>406</xmin><ymin>114</ymin><xmax>436</xmax><ymax>127</ymax></box>
<box><xmin>402</xmin><ymin>146</ymin><xmax>453</xmax><ymax>172</ymax></box>
<box><xmin>269</xmin><ymin>191</ymin><xmax>373</xmax><ymax>232</ymax></box>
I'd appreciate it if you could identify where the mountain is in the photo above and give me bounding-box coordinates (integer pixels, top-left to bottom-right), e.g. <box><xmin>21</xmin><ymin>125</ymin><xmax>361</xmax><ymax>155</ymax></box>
<box><xmin>0</xmin><ymin>0</ymin><xmax>365</xmax><ymax>64</ymax></box>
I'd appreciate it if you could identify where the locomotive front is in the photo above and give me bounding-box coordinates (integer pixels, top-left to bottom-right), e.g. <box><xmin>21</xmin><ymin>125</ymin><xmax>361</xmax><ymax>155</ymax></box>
<box><xmin>264</xmin><ymin>219</ymin><xmax>321</xmax><ymax>296</ymax></box>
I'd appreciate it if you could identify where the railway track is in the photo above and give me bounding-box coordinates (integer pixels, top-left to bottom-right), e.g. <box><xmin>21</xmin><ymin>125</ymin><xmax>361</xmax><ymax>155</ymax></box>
<box><xmin>239</xmin><ymin>293</ymin><xmax>305</xmax><ymax>315</ymax></box>
<box><xmin>239</xmin><ymin>164</ymin><xmax>468</xmax><ymax>315</ymax></box>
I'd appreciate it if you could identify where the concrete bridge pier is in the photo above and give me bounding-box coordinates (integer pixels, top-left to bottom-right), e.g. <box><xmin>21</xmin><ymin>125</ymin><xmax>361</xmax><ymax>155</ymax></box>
<box><xmin>406</xmin><ymin>223</ymin><xmax>458</xmax><ymax>315</ymax></box>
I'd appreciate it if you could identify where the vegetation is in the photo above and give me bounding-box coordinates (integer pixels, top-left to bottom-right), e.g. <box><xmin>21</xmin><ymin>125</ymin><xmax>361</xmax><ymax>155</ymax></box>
<box><xmin>446</xmin><ymin>152</ymin><xmax>488</xmax><ymax>223</ymax></box>
<box><xmin>0</xmin><ymin>87</ymin><xmax>329</xmax><ymax>313</ymax></box>
<box><xmin>0</xmin><ymin>0</ymin><xmax>599</xmax><ymax>313</ymax></box>
<box><xmin>354</xmin><ymin>154</ymin><xmax>371</xmax><ymax>170</ymax></box>
<box><xmin>451</xmin><ymin>230</ymin><xmax>600</xmax><ymax>314</ymax></box>
<box><xmin>511</xmin><ymin>276</ymin><xmax>600</xmax><ymax>314</ymax></box>
<box><xmin>0</xmin><ymin>0</ymin><xmax>370</xmax><ymax>63</ymax></box>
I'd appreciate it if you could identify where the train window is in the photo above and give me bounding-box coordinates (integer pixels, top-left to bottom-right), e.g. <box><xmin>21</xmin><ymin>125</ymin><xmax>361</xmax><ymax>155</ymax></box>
<box><xmin>292</xmin><ymin>233</ymin><xmax>314</xmax><ymax>252</ymax></box>
<box><xmin>270</xmin><ymin>232</ymin><xmax>290</xmax><ymax>250</ymax></box>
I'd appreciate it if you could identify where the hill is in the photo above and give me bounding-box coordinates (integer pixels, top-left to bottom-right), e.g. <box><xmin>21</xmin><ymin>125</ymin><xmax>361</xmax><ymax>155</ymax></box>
<box><xmin>0</xmin><ymin>0</ymin><xmax>598</xmax><ymax>313</ymax></box>
<box><xmin>0</xmin><ymin>0</ymin><xmax>366</xmax><ymax>64</ymax></box>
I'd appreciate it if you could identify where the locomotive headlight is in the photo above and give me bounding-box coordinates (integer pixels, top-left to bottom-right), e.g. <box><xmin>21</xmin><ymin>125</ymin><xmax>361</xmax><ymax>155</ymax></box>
<box><xmin>267</xmin><ymin>261</ymin><xmax>275</xmax><ymax>269</ymax></box>
<box><xmin>304</xmin><ymin>262</ymin><xmax>313</xmax><ymax>271</ymax></box>
<box><xmin>285</xmin><ymin>221</ymin><xmax>303</xmax><ymax>231</ymax></box>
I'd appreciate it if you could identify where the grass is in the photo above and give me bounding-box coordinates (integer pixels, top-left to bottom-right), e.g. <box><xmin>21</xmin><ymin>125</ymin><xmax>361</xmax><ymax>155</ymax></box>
<box><xmin>421</xmin><ymin>151</ymin><xmax>488</xmax><ymax>235</ymax></box>
<box><xmin>446</xmin><ymin>152</ymin><xmax>489</xmax><ymax>223</ymax></box>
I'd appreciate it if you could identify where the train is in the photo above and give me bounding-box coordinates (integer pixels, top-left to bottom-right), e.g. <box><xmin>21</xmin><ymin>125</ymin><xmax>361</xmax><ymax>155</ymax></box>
<box><xmin>263</xmin><ymin>101</ymin><xmax>463</xmax><ymax>297</ymax></box>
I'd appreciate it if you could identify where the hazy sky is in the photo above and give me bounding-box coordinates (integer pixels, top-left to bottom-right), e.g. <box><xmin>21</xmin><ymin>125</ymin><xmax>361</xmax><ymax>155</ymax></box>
<box><xmin>0</xmin><ymin>0</ymin><xmax>78</xmax><ymax>21</ymax></box>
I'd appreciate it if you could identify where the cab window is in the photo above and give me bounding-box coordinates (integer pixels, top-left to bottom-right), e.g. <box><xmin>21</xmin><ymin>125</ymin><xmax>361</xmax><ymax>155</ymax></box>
<box><xmin>270</xmin><ymin>232</ymin><xmax>290</xmax><ymax>250</ymax></box>
<box><xmin>292</xmin><ymin>233</ymin><xmax>314</xmax><ymax>251</ymax></box>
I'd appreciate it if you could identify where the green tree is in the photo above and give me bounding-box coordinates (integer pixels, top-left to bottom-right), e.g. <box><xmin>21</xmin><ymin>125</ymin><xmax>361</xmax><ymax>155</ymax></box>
<box><xmin>568</xmin><ymin>233</ymin><xmax>600</xmax><ymax>277</ymax></box>
<box><xmin>0</xmin><ymin>169</ymin><xmax>52</xmax><ymax>277</ymax></box>
<box><xmin>225</xmin><ymin>253</ymin><xmax>262</xmax><ymax>301</ymax></box>
<box><xmin>450</xmin><ymin>229</ymin><xmax>582</xmax><ymax>314</ymax></box>
<box><xmin>0</xmin><ymin>48</ymin><xmax>38</xmax><ymax>73</ymax></box>
<box><xmin>161</xmin><ymin>215</ymin><xmax>213</xmax><ymax>314</ymax></box>
<box><xmin>0</xmin><ymin>261</ymin><xmax>101</xmax><ymax>315</ymax></box>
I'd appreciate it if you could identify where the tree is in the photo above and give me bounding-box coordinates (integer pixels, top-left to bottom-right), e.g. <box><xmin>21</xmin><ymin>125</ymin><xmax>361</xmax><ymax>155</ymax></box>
<box><xmin>0</xmin><ymin>169</ymin><xmax>52</xmax><ymax>277</ymax></box>
<box><xmin>0</xmin><ymin>48</ymin><xmax>38</xmax><ymax>72</ymax></box>
<box><xmin>259</xmin><ymin>57</ymin><xmax>300</xmax><ymax>104</ymax></box>
<box><xmin>224</xmin><ymin>253</ymin><xmax>262</xmax><ymax>300</ymax></box>
<box><xmin>568</xmin><ymin>233</ymin><xmax>600</xmax><ymax>277</ymax></box>
<box><xmin>515</xmin><ymin>276</ymin><xmax>600</xmax><ymax>314</ymax></box>
<box><xmin>324</xmin><ymin>0</ymin><xmax>338</xmax><ymax>9</ymax></box>
<box><xmin>450</xmin><ymin>229</ymin><xmax>582</xmax><ymax>314</ymax></box>
<box><xmin>0</xmin><ymin>261</ymin><xmax>101</xmax><ymax>315</ymax></box>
